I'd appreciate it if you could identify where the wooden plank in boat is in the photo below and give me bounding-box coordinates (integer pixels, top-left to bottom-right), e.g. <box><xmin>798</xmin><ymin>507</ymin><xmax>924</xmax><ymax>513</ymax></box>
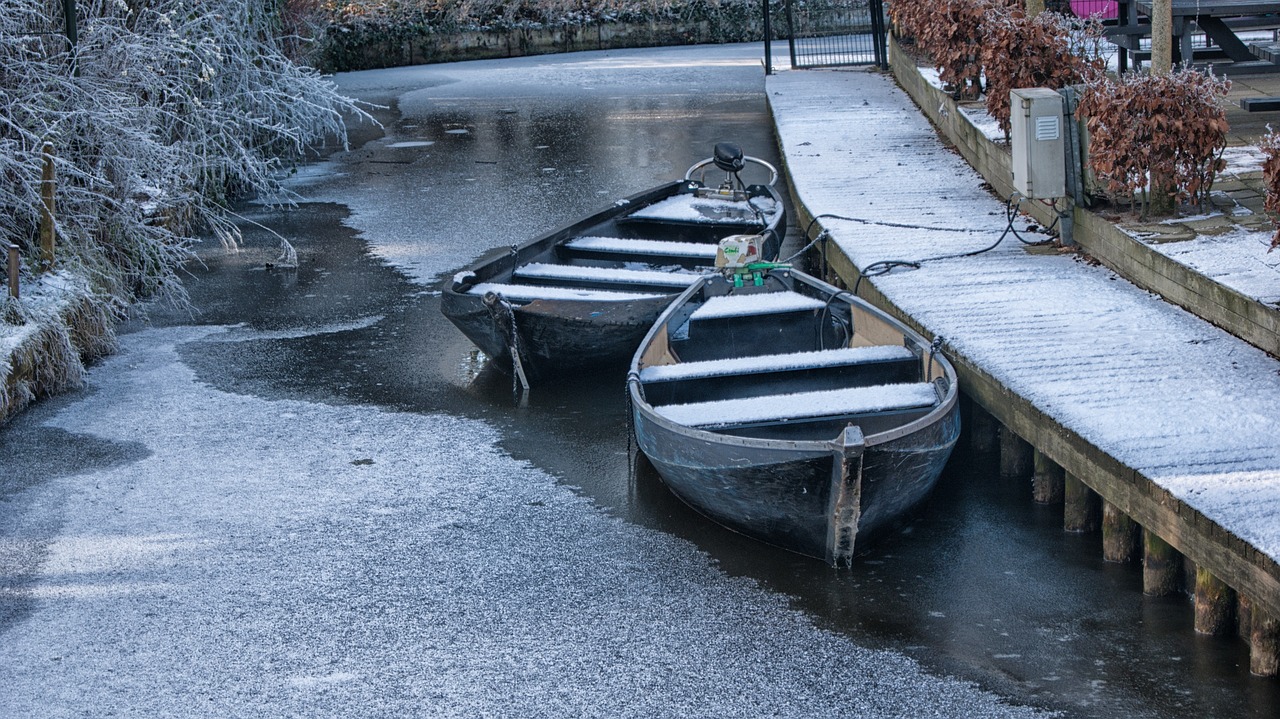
<box><xmin>624</xmin><ymin>194</ymin><xmax>777</xmax><ymax>225</ymax></box>
<box><xmin>654</xmin><ymin>382</ymin><xmax>939</xmax><ymax>428</ymax></box>
<box><xmin>639</xmin><ymin>346</ymin><xmax>916</xmax><ymax>383</ymax></box>
<box><xmin>469</xmin><ymin>282</ymin><xmax>666</xmax><ymax>303</ymax></box>
<box><xmin>691</xmin><ymin>292</ymin><xmax>826</xmax><ymax>320</ymax></box>
<box><xmin>514</xmin><ymin>263</ymin><xmax>701</xmax><ymax>288</ymax></box>
<box><xmin>563</xmin><ymin>236</ymin><xmax>719</xmax><ymax>259</ymax></box>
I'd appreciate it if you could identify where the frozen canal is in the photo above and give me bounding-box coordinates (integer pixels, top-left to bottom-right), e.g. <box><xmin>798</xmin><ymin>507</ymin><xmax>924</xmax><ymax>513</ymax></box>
<box><xmin>1</xmin><ymin>44</ymin><xmax>1275</xmax><ymax>717</ymax></box>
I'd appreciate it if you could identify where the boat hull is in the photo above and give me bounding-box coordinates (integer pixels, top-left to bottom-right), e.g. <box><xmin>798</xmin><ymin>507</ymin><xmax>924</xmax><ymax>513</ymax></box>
<box><xmin>627</xmin><ymin>269</ymin><xmax>961</xmax><ymax>565</ymax></box>
<box><xmin>441</xmin><ymin>291</ymin><xmax>680</xmax><ymax>380</ymax></box>
<box><xmin>632</xmin><ymin>396</ymin><xmax>960</xmax><ymax>563</ymax></box>
<box><xmin>441</xmin><ymin>170</ymin><xmax>786</xmax><ymax>384</ymax></box>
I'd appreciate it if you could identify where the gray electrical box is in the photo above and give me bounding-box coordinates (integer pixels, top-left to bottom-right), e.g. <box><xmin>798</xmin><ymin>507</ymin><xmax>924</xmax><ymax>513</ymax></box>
<box><xmin>1010</xmin><ymin>88</ymin><xmax>1065</xmax><ymax>200</ymax></box>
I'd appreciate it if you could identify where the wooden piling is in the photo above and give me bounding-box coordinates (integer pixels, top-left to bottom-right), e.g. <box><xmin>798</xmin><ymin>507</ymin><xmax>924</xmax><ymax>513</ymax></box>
<box><xmin>39</xmin><ymin>142</ymin><xmax>56</xmax><ymax>270</ymax></box>
<box><xmin>1102</xmin><ymin>500</ymin><xmax>1139</xmax><ymax>562</ymax></box>
<box><xmin>1183</xmin><ymin>555</ymin><xmax>1199</xmax><ymax>597</ymax></box>
<box><xmin>999</xmin><ymin>426</ymin><xmax>1033</xmax><ymax>478</ymax></box>
<box><xmin>1143</xmin><ymin>529</ymin><xmax>1182</xmax><ymax>596</ymax></box>
<box><xmin>969</xmin><ymin>401</ymin><xmax>998</xmax><ymax>454</ymax></box>
<box><xmin>1251</xmin><ymin>608</ymin><xmax>1280</xmax><ymax>677</ymax></box>
<box><xmin>1032</xmin><ymin>449</ymin><xmax>1064</xmax><ymax>504</ymax></box>
<box><xmin>1239</xmin><ymin>594</ymin><xmax>1254</xmax><ymax>641</ymax></box>
<box><xmin>1194</xmin><ymin>568</ymin><xmax>1235</xmax><ymax>635</ymax></box>
<box><xmin>1063</xmin><ymin>472</ymin><xmax>1100</xmax><ymax>532</ymax></box>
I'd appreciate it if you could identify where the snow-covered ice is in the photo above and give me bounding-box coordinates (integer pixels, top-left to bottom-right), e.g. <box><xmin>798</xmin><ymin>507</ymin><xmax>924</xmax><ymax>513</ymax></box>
<box><xmin>0</xmin><ymin>324</ymin><xmax>1047</xmax><ymax>718</ymax></box>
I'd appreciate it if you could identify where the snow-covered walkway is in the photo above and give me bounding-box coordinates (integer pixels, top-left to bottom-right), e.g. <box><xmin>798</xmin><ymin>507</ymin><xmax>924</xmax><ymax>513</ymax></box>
<box><xmin>767</xmin><ymin>69</ymin><xmax>1280</xmax><ymax>564</ymax></box>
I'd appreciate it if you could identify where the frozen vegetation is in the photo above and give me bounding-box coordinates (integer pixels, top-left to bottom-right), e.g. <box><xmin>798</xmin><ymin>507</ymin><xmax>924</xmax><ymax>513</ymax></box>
<box><xmin>0</xmin><ymin>0</ymin><xmax>366</xmax><ymax>417</ymax></box>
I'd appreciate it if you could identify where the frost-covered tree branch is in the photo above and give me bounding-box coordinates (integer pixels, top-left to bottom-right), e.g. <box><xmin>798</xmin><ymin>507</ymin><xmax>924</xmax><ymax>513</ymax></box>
<box><xmin>1</xmin><ymin>0</ymin><xmax>370</xmax><ymax>306</ymax></box>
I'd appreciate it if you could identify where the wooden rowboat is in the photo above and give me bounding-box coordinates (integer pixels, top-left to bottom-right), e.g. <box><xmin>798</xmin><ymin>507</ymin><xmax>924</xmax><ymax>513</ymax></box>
<box><xmin>627</xmin><ymin>266</ymin><xmax>960</xmax><ymax>566</ymax></box>
<box><xmin>441</xmin><ymin>143</ymin><xmax>786</xmax><ymax>385</ymax></box>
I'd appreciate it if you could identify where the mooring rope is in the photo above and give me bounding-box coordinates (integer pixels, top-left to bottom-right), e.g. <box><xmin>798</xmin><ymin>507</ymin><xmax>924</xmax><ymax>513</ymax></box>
<box><xmin>483</xmin><ymin>291</ymin><xmax>530</xmax><ymax>401</ymax></box>
<box><xmin>625</xmin><ymin>371</ymin><xmax>640</xmax><ymax>483</ymax></box>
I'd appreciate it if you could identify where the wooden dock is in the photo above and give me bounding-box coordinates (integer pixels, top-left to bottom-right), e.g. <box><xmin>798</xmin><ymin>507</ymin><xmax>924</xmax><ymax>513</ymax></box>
<box><xmin>766</xmin><ymin>56</ymin><xmax>1280</xmax><ymax>675</ymax></box>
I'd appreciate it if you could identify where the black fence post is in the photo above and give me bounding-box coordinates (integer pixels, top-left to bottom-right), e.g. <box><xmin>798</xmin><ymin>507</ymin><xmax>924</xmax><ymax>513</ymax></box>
<box><xmin>785</xmin><ymin>0</ymin><xmax>798</xmax><ymax>70</ymax></box>
<box><xmin>764</xmin><ymin>0</ymin><xmax>773</xmax><ymax>75</ymax></box>
<box><xmin>872</xmin><ymin>0</ymin><xmax>887</xmax><ymax>69</ymax></box>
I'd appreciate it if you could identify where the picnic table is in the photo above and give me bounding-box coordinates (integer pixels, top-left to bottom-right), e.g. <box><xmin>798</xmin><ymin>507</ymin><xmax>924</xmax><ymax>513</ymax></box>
<box><xmin>1106</xmin><ymin>0</ymin><xmax>1280</xmax><ymax>72</ymax></box>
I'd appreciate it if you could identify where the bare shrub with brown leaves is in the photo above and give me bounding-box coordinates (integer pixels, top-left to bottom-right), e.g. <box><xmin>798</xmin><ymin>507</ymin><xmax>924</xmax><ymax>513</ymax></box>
<box><xmin>981</xmin><ymin>9</ymin><xmax>1106</xmax><ymax>137</ymax></box>
<box><xmin>1075</xmin><ymin>69</ymin><xmax>1230</xmax><ymax>216</ymax></box>
<box><xmin>1259</xmin><ymin>129</ymin><xmax>1280</xmax><ymax>250</ymax></box>
<box><xmin>889</xmin><ymin>0</ymin><xmax>1018</xmax><ymax>100</ymax></box>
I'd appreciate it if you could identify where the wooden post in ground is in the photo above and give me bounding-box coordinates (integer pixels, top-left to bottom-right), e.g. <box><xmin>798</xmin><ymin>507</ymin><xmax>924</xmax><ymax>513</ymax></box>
<box><xmin>1251</xmin><ymin>608</ymin><xmax>1280</xmax><ymax>677</ymax></box>
<box><xmin>39</xmin><ymin>142</ymin><xmax>55</xmax><ymax>270</ymax></box>
<box><xmin>969</xmin><ymin>401</ymin><xmax>998</xmax><ymax>454</ymax></box>
<box><xmin>1063</xmin><ymin>472</ymin><xmax>1100</xmax><ymax>532</ymax></box>
<box><xmin>1194</xmin><ymin>568</ymin><xmax>1235</xmax><ymax>635</ymax></box>
<box><xmin>1143</xmin><ymin>529</ymin><xmax>1182</xmax><ymax>596</ymax></box>
<box><xmin>1033</xmin><ymin>450</ymin><xmax>1064</xmax><ymax>504</ymax></box>
<box><xmin>1148</xmin><ymin>0</ymin><xmax>1175</xmax><ymax>215</ymax></box>
<box><xmin>1151</xmin><ymin>0</ymin><xmax>1172</xmax><ymax>73</ymax></box>
<box><xmin>6</xmin><ymin>244</ymin><xmax>17</xmax><ymax>299</ymax></box>
<box><xmin>999</xmin><ymin>426</ymin><xmax>1033</xmax><ymax>478</ymax></box>
<box><xmin>1102</xmin><ymin>500</ymin><xmax>1139</xmax><ymax>562</ymax></box>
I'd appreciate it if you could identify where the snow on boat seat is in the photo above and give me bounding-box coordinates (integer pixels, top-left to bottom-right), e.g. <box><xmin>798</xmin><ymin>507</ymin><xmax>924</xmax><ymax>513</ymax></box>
<box><xmin>624</xmin><ymin>194</ymin><xmax>776</xmax><ymax>225</ymax></box>
<box><xmin>691</xmin><ymin>292</ymin><xmax>826</xmax><ymax>320</ymax></box>
<box><xmin>672</xmin><ymin>292</ymin><xmax>833</xmax><ymax>363</ymax></box>
<box><xmin>562</xmin><ymin>236</ymin><xmax>718</xmax><ymax>260</ymax></box>
<box><xmin>653</xmin><ymin>383</ymin><xmax>940</xmax><ymax>429</ymax></box>
<box><xmin>469</xmin><ymin>282</ymin><xmax>665</xmax><ymax>303</ymax></box>
<box><xmin>639</xmin><ymin>346</ymin><xmax>922</xmax><ymax>405</ymax></box>
<box><xmin>513</xmin><ymin>263</ymin><xmax>701</xmax><ymax>288</ymax></box>
<box><xmin>639</xmin><ymin>346</ymin><xmax>916</xmax><ymax>383</ymax></box>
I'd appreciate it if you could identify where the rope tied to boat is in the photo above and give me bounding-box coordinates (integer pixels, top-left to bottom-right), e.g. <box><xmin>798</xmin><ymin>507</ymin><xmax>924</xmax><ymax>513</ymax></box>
<box><xmin>483</xmin><ymin>291</ymin><xmax>530</xmax><ymax>399</ymax></box>
<box><xmin>625</xmin><ymin>370</ymin><xmax>641</xmax><ymax>482</ymax></box>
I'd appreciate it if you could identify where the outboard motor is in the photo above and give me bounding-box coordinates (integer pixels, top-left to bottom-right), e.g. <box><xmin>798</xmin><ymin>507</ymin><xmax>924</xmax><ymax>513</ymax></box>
<box><xmin>716</xmin><ymin>233</ymin><xmax>769</xmax><ymax>287</ymax></box>
<box><xmin>713</xmin><ymin>142</ymin><xmax>746</xmax><ymax>174</ymax></box>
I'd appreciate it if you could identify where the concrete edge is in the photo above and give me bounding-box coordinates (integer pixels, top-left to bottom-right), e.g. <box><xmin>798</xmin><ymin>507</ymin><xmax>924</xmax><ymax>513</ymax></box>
<box><xmin>887</xmin><ymin>35</ymin><xmax>1280</xmax><ymax>359</ymax></box>
<box><xmin>766</xmin><ymin>98</ymin><xmax>1280</xmax><ymax>622</ymax></box>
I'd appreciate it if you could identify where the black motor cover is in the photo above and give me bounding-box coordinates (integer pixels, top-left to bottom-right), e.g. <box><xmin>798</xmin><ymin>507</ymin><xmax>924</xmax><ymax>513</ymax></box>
<box><xmin>713</xmin><ymin>142</ymin><xmax>746</xmax><ymax>173</ymax></box>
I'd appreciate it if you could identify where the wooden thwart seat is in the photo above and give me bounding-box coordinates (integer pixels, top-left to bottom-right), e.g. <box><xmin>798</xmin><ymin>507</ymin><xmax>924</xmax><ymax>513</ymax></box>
<box><xmin>672</xmin><ymin>291</ymin><xmax>831</xmax><ymax>363</ymax></box>
<box><xmin>622</xmin><ymin>193</ymin><xmax>774</xmax><ymax>226</ymax></box>
<box><xmin>690</xmin><ymin>291</ymin><xmax>826</xmax><ymax>320</ymax></box>
<box><xmin>560</xmin><ymin>236</ymin><xmax>718</xmax><ymax>267</ymax></box>
<box><xmin>513</xmin><ymin>262</ymin><xmax>701</xmax><ymax>290</ymax></box>
<box><xmin>653</xmin><ymin>382</ymin><xmax>939</xmax><ymax>430</ymax></box>
<box><xmin>469</xmin><ymin>282</ymin><xmax>664</xmax><ymax>303</ymax></box>
<box><xmin>639</xmin><ymin>346</ymin><xmax>921</xmax><ymax>405</ymax></box>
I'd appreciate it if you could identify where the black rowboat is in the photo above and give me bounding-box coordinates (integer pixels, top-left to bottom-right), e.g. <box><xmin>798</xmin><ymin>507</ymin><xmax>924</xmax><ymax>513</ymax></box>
<box><xmin>627</xmin><ymin>266</ymin><xmax>960</xmax><ymax>566</ymax></box>
<box><xmin>441</xmin><ymin>143</ymin><xmax>786</xmax><ymax>385</ymax></box>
